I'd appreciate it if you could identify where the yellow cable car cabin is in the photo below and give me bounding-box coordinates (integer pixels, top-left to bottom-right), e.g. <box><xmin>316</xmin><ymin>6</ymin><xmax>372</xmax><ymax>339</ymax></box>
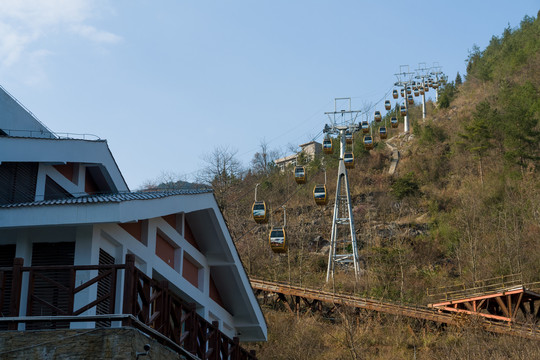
<box><xmin>363</xmin><ymin>135</ymin><xmax>374</xmax><ymax>150</ymax></box>
<box><xmin>252</xmin><ymin>201</ymin><xmax>268</xmax><ymax>224</ymax></box>
<box><xmin>269</xmin><ymin>226</ymin><xmax>287</xmax><ymax>253</ymax></box>
<box><xmin>419</xmin><ymin>86</ymin><xmax>425</xmax><ymax>95</ymax></box>
<box><xmin>294</xmin><ymin>166</ymin><xmax>306</xmax><ymax>184</ymax></box>
<box><xmin>400</xmin><ymin>89</ymin><xmax>405</xmax><ymax>97</ymax></box>
<box><xmin>414</xmin><ymin>89</ymin><xmax>419</xmax><ymax>97</ymax></box>
<box><xmin>407</xmin><ymin>95</ymin><xmax>414</xmax><ymax>105</ymax></box>
<box><xmin>391</xmin><ymin>117</ymin><xmax>398</xmax><ymax>128</ymax></box>
<box><xmin>406</xmin><ymin>86</ymin><xmax>412</xmax><ymax>95</ymax></box>
<box><xmin>344</xmin><ymin>152</ymin><xmax>354</xmax><ymax>168</ymax></box>
<box><xmin>392</xmin><ymin>90</ymin><xmax>398</xmax><ymax>99</ymax></box>
<box><xmin>385</xmin><ymin>100</ymin><xmax>391</xmax><ymax>110</ymax></box>
<box><xmin>374</xmin><ymin>111</ymin><xmax>382</xmax><ymax>122</ymax></box>
<box><xmin>345</xmin><ymin>132</ymin><xmax>353</xmax><ymax>144</ymax></box>
<box><xmin>313</xmin><ymin>184</ymin><xmax>328</xmax><ymax>205</ymax></box>
<box><xmin>433</xmin><ymin>81</ymin><xmax>439</xmax><ymax>89</ymax></box>
<box><xmin>361</xmin><ymin>121</ymin><xmax>369</xmax><ymax>134</ymax></box>
<box><xmin>400</xmin><ymin>105</ymin><xmax>407</xmax><ymax>116</ymax></box>
<box><xmin>379</xmin><ymin>126</ymin><xmax>387</xmax><ymax>139</ymax></box>
<box><xmin>323</xmin><ymin>137</ymin><xmax>333</xmax><ymax>154</ymax></box>
<box><xmin>424</xmin><ymin>83</ymin><xmax>429</xmax><ymax>92</ymax></box>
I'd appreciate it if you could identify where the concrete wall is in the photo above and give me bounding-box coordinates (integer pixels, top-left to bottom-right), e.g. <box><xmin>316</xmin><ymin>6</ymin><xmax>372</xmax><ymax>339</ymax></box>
<box><xmin>0</xmin><ymin>328</ymin><xmax>182</xmax><ymax>360</ymax></box>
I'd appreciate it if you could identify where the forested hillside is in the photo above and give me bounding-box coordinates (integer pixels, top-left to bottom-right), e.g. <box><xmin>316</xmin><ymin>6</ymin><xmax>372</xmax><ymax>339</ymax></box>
<box><xmin>156</xmin><ymin>12</ymin><xmax>540</xmax><ymax>359</ymax></box>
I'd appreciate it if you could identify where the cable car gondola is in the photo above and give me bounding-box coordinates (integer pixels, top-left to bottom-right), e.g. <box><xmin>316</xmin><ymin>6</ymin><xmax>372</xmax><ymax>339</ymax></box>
<box><xmin>361</xmin><ymin>121</ymin><xmax>369</xmax><ymax>134</ymax></box>
<box><xmin>379</xmin><ymin>127</ymin><xmax>387</xmax><ymax>139</ymax></box>
<box><xmin>385</xmin><ymin>100</ymin><xmax>391</xmax><ymax>110</ymax></box>
<box><xmin>414</xmin><ymin>89</ymin><xmax>419</xmax><ymax>97</ymax></box>
<box><xmin>433</xmin><ymin>81</ymin><xmax>439</xmax><ymax>89</ymax></box>
<box><xmin>313</xmin><ymin>184</ymin><xmax>328</xmax><ymax>205</ymax></box>
<box><xmin>406</xmin><ymin>86</ymin><xmax>412</xmax><ymax>95</ymax></box>
<box><xmin>424</xmin><ymin>83</ymin><xmax>429</xmax><ymax>92</ymax></box>
<box><xmin>419</xmin><ymin>86</ymin><xmax>425</xmax><ymax>95</ymax></box>
<box><xmin>407</xmin><ymin>95</ymin><xmax>414</xmax><ymax>105</ymax></box>
<box><xmin>374</xmin><ymin>111</ymin><xmax>382</xmax><ymax>122</ymax></box>
<box><xmin>269</xmin><ymin>226</ymin><xmax>287</xmax><ymax>253</ymax></box>
<box><xmin>323</xmin><ymin>137</ymin><xmax>333</xmax><ymax>154</ymax></box>
<box><xmin>344</xmin><ymin>152</ymin><xmax>354</xmax><ymax>168</ymax></box>
<box><xmin>252</xmin><ymin>201</ymin><xmax>268</xmax><ymax>224</ymax></box>
<box><xmin>363</xmin><ymin>135</ymin><xmax>374</xmax><ymax>150</ymax></box>
<box><xmin>392</xmin><ymin>90</ymin><xmax>399</xmax><ymax>99</ymax></box>
<box><xmin>400</xmin><ymin>89</ymin><xmax>405</xmax><ymax>98</ymax></box>
<box><xmin>345</xmin><ymin>131</ymin><xmax>353</xmax><ymax>144</ymax></box>
<box><xmin>400</xmin><ymin>105</ymin><xmax>407</xmax><ymax>116</ymax></box>
<box><xmin>391</xmin><ymin>117</ymin><xmax>398</xmax><ymax>128</ymax></box>
<box><xmin>294</xmin><ymin>165</ymin><xmax>306</xmax><ymax>184</ymax></box>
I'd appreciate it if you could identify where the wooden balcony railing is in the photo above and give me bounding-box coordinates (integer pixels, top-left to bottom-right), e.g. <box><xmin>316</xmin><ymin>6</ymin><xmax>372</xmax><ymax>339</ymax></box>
<box><xmin>0</xmin><ymin>254</ymin><xmax>256</xmax><ymax>360</ymax></box>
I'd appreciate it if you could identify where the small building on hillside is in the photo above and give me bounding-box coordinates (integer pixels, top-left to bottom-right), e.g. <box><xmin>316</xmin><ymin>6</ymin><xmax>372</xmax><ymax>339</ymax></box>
<box><xmin>274</xmin><ymin>141</ymin><xmax>322</xmax><ymax>172</ymax></box>
<box><xmin>0</xmin><ymin>86</ymin><xmax>266</xmax><ymax>358</ymax></box>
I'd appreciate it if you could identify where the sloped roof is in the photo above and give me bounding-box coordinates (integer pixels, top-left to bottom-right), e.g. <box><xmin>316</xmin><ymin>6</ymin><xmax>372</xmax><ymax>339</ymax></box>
<box><xmin>0</xmin><ymin>189</ymin><xmax>212</xmax><ymax>208</ymax></box>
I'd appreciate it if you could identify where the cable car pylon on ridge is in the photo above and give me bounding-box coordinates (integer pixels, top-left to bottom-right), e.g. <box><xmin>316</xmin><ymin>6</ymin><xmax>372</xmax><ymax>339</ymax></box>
<box><xmin>323</xmin><ymin>98</ymin><xmax>361</xmax><ymax>282</ymax></box>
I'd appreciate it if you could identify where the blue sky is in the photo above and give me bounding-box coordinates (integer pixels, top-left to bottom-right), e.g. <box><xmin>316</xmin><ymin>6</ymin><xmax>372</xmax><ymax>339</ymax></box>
<box><xmin>0</xmin><ymin>1</ymin><xmax>538</xmax><ymax>189</ymax></box>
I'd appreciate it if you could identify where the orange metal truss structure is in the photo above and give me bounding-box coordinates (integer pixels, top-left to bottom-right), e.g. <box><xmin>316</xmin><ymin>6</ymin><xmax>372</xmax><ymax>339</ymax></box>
<box><xmin>429</xmin><ymin>286</ymin><xmax>540</xmax><ymax>323</ymax></box>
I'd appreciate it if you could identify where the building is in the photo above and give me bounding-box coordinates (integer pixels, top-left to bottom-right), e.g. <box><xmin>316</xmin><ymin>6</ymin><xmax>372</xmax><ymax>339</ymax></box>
<box><xmin>274</xmin><ymin>141</ymin><xmax>322</xmax><ymax>172</ymax></box>
<box><xmin>0</xmin><ymin>86</ymin><xmax>266</xmax><ymax>358</ymax></box>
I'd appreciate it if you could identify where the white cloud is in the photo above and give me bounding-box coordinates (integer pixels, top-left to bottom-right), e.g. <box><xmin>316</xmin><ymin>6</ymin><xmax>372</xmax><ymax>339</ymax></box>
<box><xmin>0</xmin><ymin>0</ymin><xmax>121</xmax><ymax>68</ymax></box>
<box><xmin>71</xmin><ymin>24</ymin><xmax>121</xmax><ymax>44</ymax></box>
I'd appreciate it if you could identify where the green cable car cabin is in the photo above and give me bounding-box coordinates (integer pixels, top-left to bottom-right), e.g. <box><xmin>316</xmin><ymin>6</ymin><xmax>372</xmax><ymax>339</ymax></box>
<box><xmin>269</xmin><ymin>226</ymin><xmax>287</xmax><ymax>253</ymax></box>
<box><xmin>385</xmin><ymin>100</ymin><xmax>391</xmax><ymax>110</ymax></box>
<box><xmin>252</xmin><ymin>201</ymin><xmax>268</xmax><ymax>224</ymax></box>
<box><xmin>379</xmin><ymin>126</ymin><xmax>387</xmax><ymax>139</ymax></box>
<box><xmin>363</xmin><ymin>135</ymin><xmax>374</xmax><ymax>150</ymax></box>
<box><xmin>313</xmin><ymin>184</ymin><xmax>328</xmax><ymax>205</ymax></box>
<box><xmin>323</xmin><ymin>137</ymin><xmax>333</xmax><ymax>154</ymax></box>
<box><xmin>400</xmin><ymin>105</ymin><xmax>407</xmax><ymax>116</ymax></box>
<box><xmin>344</xmin><ymin>152</ymin><xmax>354</xmax><ymax>168</ymax></box>
<box><xmin>392</xmin><ymin>90</ymin><xmax>398</xmax><ymax>99</ymax></box>
<box><xmin>374</xmin><ymin>111</ymin><xmax>382</xmax><ymax>122</ymax></box>
<box><xmin>361</xmin><ymin>121</ymin><xmax>369</xmax><ymax>134</ymax></box>
<box><xmin>294</xmin><ymin>166</ymin><xmax>306</xmax><ymax>184</ymax></box>
<box><xmin>391</xmin><ymin>117</ymin><xmax>398</xmax><ymax>128</ymax></box>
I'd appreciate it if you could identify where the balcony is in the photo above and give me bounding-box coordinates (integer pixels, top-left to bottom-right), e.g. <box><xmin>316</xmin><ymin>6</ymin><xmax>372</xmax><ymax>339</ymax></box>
<box><xmin>0</xmin><ymin>254</ymin><xmax>257</xmax><ymax>360</ymax></box>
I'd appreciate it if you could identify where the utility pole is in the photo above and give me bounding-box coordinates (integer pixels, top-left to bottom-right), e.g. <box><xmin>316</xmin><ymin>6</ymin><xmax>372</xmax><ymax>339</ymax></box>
<box><xmin>394</xmin><ymin>65</ymin><xmax>415</xmax><ymax>133</ymax></box>
<box><xmin>324</xmin><ymin>98</ymin><xmax>361</xmax><ymax>283</ymax></box>
<box><xmin>415</xmin><ymin>62</ymin><xmax>430</xmax><ymax>120</ymax></box>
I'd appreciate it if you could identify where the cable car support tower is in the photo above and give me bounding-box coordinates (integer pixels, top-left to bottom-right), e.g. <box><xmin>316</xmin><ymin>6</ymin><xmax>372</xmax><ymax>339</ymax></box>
<box><xmin>394</xmin><ymin>65</ymin><xmax>415</xmax><ymax>133</ymax></box>
<box><xmin>324</xmin><ymin>98</ymin><xmax>362</xmax><ymax>282</ymax></box>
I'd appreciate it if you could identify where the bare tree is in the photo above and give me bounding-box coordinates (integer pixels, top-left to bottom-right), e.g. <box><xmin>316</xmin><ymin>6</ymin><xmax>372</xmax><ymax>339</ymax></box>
<box><xmin>251</xmin><ymin>139</ymin><xmax>280</xmax><ymax>175</ymax></box>
<box><xmin>199</xmin><ymin>146</ymin><xmax>243</xmax><ymax>204</ymax></box>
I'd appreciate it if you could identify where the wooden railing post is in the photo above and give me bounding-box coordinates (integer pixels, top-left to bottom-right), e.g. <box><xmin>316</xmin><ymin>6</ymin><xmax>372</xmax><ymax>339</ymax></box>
<box><xmin>232</xmin><ymin>337</ymin><xmax>240</xmax><ymax>360</ymax></box>
<box><xmin>122</xmin><ymin>254</ymin><xmax>135</xmax><ymax>326</ymax></box>
<box><xmin>210</xmin><ymin>320</ymin><xmax>220</xmax><ymax>360</ymax></box>
<box><xmin>186</xmin><ymin>303</ymin><xmax>198</xmax><ymax>355</ymax></box>
<box><xmin>8</xmin><ymin>258</ymin><xmax>23</xmax><ymax>330</ymax></box>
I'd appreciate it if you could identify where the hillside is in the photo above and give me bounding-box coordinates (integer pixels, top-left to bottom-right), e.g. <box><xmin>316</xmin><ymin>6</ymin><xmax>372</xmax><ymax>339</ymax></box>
<box><xmin>164</xmin><ymin>13</ymin><xmax>540</xmax><ymax>359</ymax></box>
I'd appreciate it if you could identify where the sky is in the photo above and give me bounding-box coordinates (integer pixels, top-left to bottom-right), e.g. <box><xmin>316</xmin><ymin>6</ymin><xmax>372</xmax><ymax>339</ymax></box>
<box><xmin>0</xmin><ymin>1</ymin><xmax>538</xmax><ymax>190</ymax></box>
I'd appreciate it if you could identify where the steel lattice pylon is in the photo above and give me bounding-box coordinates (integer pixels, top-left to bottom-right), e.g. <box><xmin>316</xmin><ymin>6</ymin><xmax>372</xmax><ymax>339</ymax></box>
<box><xmin>323</xmin><ymin>98</ymin><xmax>361</xmax><ymax>282</ymax></box>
